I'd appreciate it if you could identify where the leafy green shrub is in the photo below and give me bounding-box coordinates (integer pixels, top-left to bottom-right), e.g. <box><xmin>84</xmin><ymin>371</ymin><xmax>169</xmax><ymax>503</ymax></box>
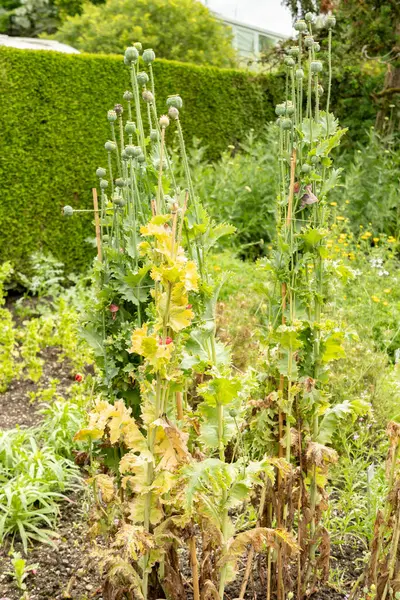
<box><xmin>184</xmin><ymin>130</ymin><xmax>279</xmax><ymax>259</ymax></box>
<box><xmin>55</xmin><ymin>0</ymin><xmax>236</xmax><ymax>67</ymax></box>
<box><xmin>333</xmin><ymin>130</ymin><xmax>400</xmax><ymax>236</ymax></box>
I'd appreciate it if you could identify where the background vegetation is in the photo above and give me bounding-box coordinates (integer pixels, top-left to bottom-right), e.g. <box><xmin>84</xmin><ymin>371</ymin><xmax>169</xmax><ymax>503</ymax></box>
<box><xmin>0</xmin><ymin>46</ymin><xmax>385</xmax><ymax>274</ymax></box>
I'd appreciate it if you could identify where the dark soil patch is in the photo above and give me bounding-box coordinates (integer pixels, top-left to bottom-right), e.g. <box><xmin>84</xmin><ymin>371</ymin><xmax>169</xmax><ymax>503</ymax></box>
<box><xmin>0</xmin><ymin>492</ymin><xmax>102</xmax><ymax>600</ymax></box>
<box><xmin>0</xmin><ymin>347</ymin><xmax>75</xmax><ymax>430</ymax></box>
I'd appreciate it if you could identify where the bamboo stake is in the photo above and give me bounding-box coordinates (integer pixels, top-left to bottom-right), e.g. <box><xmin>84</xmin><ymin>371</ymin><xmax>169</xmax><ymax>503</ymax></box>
<box><xmin>92</xmin><ymin>188</ymin><xmax>102</xmax><ymax>262</ymax></box>
<box><xmin>189</xmin><ymin>536</ymin><xmax>200</xmax><ymax>600</ymax></box>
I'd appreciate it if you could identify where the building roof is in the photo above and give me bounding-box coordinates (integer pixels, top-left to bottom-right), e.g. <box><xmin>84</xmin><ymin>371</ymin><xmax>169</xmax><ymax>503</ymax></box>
<box><xmin>0</xmin><ymin>35</ymin><xmax>80</xmax><ymax>53</ymax></box>
<box><xmin>213</xmin><ymin>12</ymin><xmax>287</xmax><ymax>40</ymax></box>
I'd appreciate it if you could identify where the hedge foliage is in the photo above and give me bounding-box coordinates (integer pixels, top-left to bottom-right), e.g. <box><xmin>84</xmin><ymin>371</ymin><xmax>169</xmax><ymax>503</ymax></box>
<box><xmin>0</xmin><ymin>47</ymin><xmax>383</xmax><ymax>273</ymax></box>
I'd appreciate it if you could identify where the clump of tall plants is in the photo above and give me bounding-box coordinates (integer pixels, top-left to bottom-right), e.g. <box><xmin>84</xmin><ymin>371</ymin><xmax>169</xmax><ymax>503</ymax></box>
<box><xmin>72</xmin><ymin>19</ymin><xmax>368</xmax><ymax>600</ymax></box>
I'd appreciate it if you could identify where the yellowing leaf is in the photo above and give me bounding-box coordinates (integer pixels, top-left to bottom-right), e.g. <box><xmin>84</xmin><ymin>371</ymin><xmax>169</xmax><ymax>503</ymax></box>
<box><xmin>131</xmin><ymin>324</ymin><xmax>173</xmax><ymax>369</ymax></box>
<box><xmin>183</xmin><ymin>261</ymin><xmax>199</xmax><ymax>291</ymax></box>
<box><xmin>73</xmin><ymin>427</ymin><xmax>103</xmax><ymax>442</ymax></box>
<box><xmin>95</xmin><ymin>474</ymin><xmax>115</xmax><ymax>503</ymax></box>
<box><xmin>129</xmin><ymin>496</ymin><xmax>163</xmax><ymax>526</ymax></box>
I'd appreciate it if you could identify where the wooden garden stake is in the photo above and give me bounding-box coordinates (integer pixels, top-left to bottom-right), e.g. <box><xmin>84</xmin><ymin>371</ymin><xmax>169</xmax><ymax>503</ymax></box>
<box><xmin>189</xmin><ymin>536</ymin><xmax>200</xmax><ymax>600</ymax></box>
<box><xmin>92</xmin><ymin>188</ymin><xmax>102</xmax><ymax>262</ymax></box>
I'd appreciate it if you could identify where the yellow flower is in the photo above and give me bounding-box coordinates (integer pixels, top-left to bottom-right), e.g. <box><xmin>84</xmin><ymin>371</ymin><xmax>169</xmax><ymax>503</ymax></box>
<box><xmin>371</xmin><ymin>296</ymin><xmax>380</xmax><ymax>303</ymax></box>
<box><xmin>339</xmin><ymin>233</ymin><xmax>347</xmax><ymax>239</ymax></box>
<box><xmin>214</xmin><ymin>265</ymin><xmax>221</xmax><ymax>271</ymax></box>
<box><xmin>345</xmin><ymin>200</ymin><xmax>350</xmax><ymax>204</ymax></box>
<box><xmin>383</xmin><ymin>301</ymin><xmax>389</xmax><ymax>306</ymax></box>
<box><xmin>361</xmin><ymin>235</ymin><xmax>368</xmax><ymax>240</ymax></box>
<box><xmin>364</xmin><ymin>232</ymin><xmax>372</xmax><ymax>238</ymax></box>
<box><xmin>384</xmin><ymin>289</ymin><xmax>391</xmax><ymax>294</ymax></box>
<box><xmin>330</xmin><ymin>202</ymin><xmax>337</xmax><ymax>207</ymax></box>
<box><xmin>388</xmin><ymin>237</ymin><xmax>396</xmax><ymax>243</ymax></box>
<box><xmin>373</xmin><ymin>237</ymin><xmax>380</xmax><ymax>243</ymax></box>
<box><xmin>336</xmin><ymin>216</ymin><xmax>345</xmax><ymax>221</ymax></box>
<box><xmin>360</xmin><ymin>225</ymin><xmax>364</xmax><ymax>229</ymax></box>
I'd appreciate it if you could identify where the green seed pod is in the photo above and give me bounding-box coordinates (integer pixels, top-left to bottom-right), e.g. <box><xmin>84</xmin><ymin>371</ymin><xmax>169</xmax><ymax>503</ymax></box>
<box><xmin>107</xmin><ymin>110</ymin><xmax>117</xmax><ymax>122</ymax></box>
<box><xmin>288</xmin><ymin>46</ymin><xmax>300</xmax><ymax>56</ymax></box>
<box><xmin>124</xmin><ymin>46</ymin><xmax>139</xmax><ymax>64</ymax></box>
<box><xmin>168</xmin><ymin>106</ymin><xmax>179</xmax><ymax>120</ymax></box>
<box><xmin>153</xmin><ymin>157</ymin><xmax>167</xmax><ymax>171</ymax></box>
<box><xmin>294</xmin><ymin>19</ymin><xmax>307</xmax><ymax>32</ymax></box>
<box><xmin>115</xmin><ymin>178</ymin><xmax>126</xmax><ymax>187</ymax></box>
<box><xmin>275</xmin><ymin>103</ymin><xmax>285</xmax><ymax>116</ymax></box>
<box><xmin>159</xmin><ymin>114</ymin><xmax>170</xmax><ymax>129</ymax></box>
<box><xmin>313</xmin><ymin>42</ymin><xmax>320</xmax><ymax>52</ymax></box>
<box><xmin>305</xmin><ymin>12</ymin><xmax>314</xmax><ymax>22</ymax></box>
<box><xmin>142</xmin><ymin>48</ymin><xmax>155</xmax><ymax>64</ymax></box>
<box><xmin>310</xmin><ymin>60</ymin><xmax>323</xmax><ymax>73</ymax></box>
<box><xmin>284</xmin><ymin>100</ymin><xmax>294</xmax><ymax>116</ymax></box>
<box><xmin>137</xmin><ymin>154</ymin><xmax>146</xmax><ymax>164</ymax></box>
<box><xmin>311</xmin><ymin>155</ymin><xmax>319</xmax><ymax>164</ymax></box>
<box><xmin>166</xmin><ymin>95</ymin><xmax>183</xmax><ymax>109</ymax></box>
<box><xmin>281</xmin><ymin>117</ymin><xmax>292</xmax><ymax>130</ymax></box>
<box><xmin>137</xmin><ymin>71</ymin><xmax>149</xmax><ymax>86</ymax></box>
<box><xmin>134</xmin><ymin>41</ymin><xmax>142</xmax><ymax>52</ymax></box>
<box><xmin>96</xmin><ymin>167</ymin><xmax>107</xmax><ymax>178</ymax></box>
<box><xmin>121</xmin><ymin>149</ymin><xmax>128</xmax><ymax>161</ymax></box>
<box><xmin>125</xmin><ymin>121</ymin><xmax>136</xmax><ymax>134</ymax></box>
<box><xmin>304</xmin><ymin>35</ymin><xmax>314</xmax><ymax>48</ymax></box>
<box><xmin>123</xmin><ymin>90</ymin><xmax>133</xmax><ymax>101</ymax></box>
<box><xmin>285</xmin><ymin>56</ymin><xmax>295</xmax><ymax>67</ymax></box>
<box><xmin>317</xmin><ymin>84</ymin><xmax>324</xmax><ymax>96</ymax></box>
<box><xmin>104</xmin><ymin>140</ymin><xmax>117</xmax><ymax>152</ymax></box>
<box><xmin>229</xmin><ymin>409</ymin><xmax>238</xmax><ymax>418</ymax></box>
<box><xmin>63</xmin><ymin>205</ymin><xmax>74</xmax><ymax>217</ymax></box>
<box><xmin>125</xmin><ymin>145</ymin><xmax>136</xmax><ymax>157</ymax></box>
<box><xmin>142</xmin><ymin>90</ymin><xmax>154</xmax><ymax>104</ymax></box>
<box><xmin>302</xmin><ymin>163</ymin><xmax>311</xmax><ymax>173</ymax></box>
<box><xmin>295</xmin><ymin>68</ymin><xmax>305</xmax><ymax>79</ymax></box>
<box><xmin>326</xmin><ymin>14</ymin><xmax>336</xmax><ymax>28</ymax></box>
<box><xmin>114</xmin><ymin>103</ymin><xmax>123</xmax><ymax>115</ymax></box>
<box><xmin>100</xmin><ymin>179</ymin><xmax>109</xmax><ymax>189</ymax></box>
<box><xmin>113</xmin><ymin>197</ymin><xmax>126</xmax><ymax>207</ymax></box>
<box><xmin>150</xmin><ymin>129</ymin><xmax>159</xmax><ymax>142</ymax></box>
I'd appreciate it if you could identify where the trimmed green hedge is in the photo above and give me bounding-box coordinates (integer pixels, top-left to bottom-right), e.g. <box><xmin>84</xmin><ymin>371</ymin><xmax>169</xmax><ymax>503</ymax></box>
<box><xmin>0</xmin><ymin>47</ymin><xmax>280</xmax><ymax>273</ymax></box>
<box><xmin>0</xmin><ymin>47</ymin><xmax>383</xmax><ymax>273</ymax></box>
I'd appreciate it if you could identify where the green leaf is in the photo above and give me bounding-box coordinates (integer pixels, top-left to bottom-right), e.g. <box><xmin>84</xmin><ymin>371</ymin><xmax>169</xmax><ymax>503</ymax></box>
<box><xmin>301</xmin><ymin>118</ymin><xmax>322</xmax><ymax>143</ymax></box>
<box><xmin>315</xmin><ymin>129</ymin><xmax>347</xmax><ymax>157</ymax></box>
<box><xmin>321</xmin><ymin>332</ymin><xmax>346</xmax><ymax>363</ymax></box>
<box><xmin>199</xmin><ymin>376</ymin><xmax>241</xmax><ymax>406</ymax></box>
<box><xmin>318</xmin><ymin>112</ymin><xmax>339</xmax><ymax>137</ymax></box>
<box><xmin>203</xmin><ymin>222</ymin><xmax>236</xmax><ymax>253</ymax></box>
<box><xmin>321</xmin><ymin>168</ymin><xmax>343</xmax><ymax>195</ymax></box>
<box><xmin>301</xmin><ymin>228</ymin><xmax>326</xmax><ymax>248</ymax></box>
<box><xmin>317</xmin><ymin>399</ymin><xmax>370</xmax><ymax>444</ymax></box>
